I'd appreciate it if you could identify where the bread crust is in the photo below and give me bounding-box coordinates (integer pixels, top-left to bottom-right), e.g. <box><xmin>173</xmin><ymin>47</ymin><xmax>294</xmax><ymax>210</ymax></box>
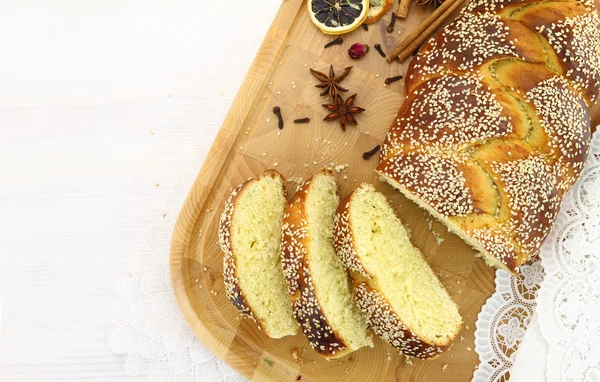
<box><xmin>333</xmin><ymin>186</ymin><xmax>460</xmax><ymax>359</ymax></box>
<box><xmin>354</xmin><ymin>283</ymin><xmax>451</xmax><ymax>359</ymax></box>
<box><xmin>281</xmin><ymin>170</ymin><xmax>364</xmax><ymax>358</ymax></box>
<box><xmin>379</xmin><ymin>0</ymin><xmax>599</xmax><ymax>273</ymax></box>
<box><xmin>218</xmin><ymin>169</ymin><xmax>288</xmax><ymax>336</ymax></box>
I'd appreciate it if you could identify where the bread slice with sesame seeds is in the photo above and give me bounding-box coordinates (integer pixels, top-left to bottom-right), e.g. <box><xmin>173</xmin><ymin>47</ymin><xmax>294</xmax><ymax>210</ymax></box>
<box><xmin>218</xmin><ymin>170</ymin><xmax>298</xmax><ymax>338</ymax></box>
<box><xmin>281</xmin><ymin>170</ymin><xmax>373</xmax><ymax>358</ymax></box>
<box><xmin>333</xmin><ymin>183</ymin><xmax>462</xmax><ymax>359</ymax></box>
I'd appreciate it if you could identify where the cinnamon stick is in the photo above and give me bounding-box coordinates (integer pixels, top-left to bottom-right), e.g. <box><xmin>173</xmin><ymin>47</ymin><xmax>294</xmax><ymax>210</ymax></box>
<box><xmin>386</xmin><ymin>0</ymin><xmax>467</xmax><ymax>62</ymax></box>
<box><xmin>397</xmin><ymin>0</ymin><xmax>412</xmax><ymax>18</ymax></box>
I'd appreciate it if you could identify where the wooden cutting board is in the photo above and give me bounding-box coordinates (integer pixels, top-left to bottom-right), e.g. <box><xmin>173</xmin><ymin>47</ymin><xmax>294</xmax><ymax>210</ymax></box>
<box><xmin>169</xmin><ymin>0</ymin><xmax>600</xmax><ymax>380</ymax></box>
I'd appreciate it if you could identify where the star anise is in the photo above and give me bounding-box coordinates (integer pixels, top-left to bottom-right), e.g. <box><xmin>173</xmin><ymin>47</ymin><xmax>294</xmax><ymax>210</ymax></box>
<box><xmin>416</xmin><ymin>0</ymin><xmax>444</xmax><ymax>8</ymax></box>
<box><xmin>322</xmin><ymin>94</ymin><xmax>365</xmax><ymax>132</ymax></box>
<box><xmin>310</xmin><ymin>65</ymin><xmax>353</xmax><ymax>99</ymax></box>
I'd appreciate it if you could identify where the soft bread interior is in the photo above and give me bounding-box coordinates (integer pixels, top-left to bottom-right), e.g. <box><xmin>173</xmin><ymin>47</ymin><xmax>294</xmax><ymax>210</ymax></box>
<box><xmin>306</xmin><ymin>173</ymin><xmax>372</xmax><ymax>350</ymax></box>
<box><xmin>231</xmin><ymin>174</ymin><xmax>297</xmax><ymax>337</ymax></box>
<box><xmin>349</xmin><ymin>184</ymin><xmax>462</xmax><ymax>345</ymax></box>
<box><xmin>378</xmin><ymin>173</ymin><xmax>510</xmax><ymax>272</ymax></box>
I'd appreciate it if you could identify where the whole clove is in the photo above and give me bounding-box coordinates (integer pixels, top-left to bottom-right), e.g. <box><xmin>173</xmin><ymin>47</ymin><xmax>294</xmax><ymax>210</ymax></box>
<box><xmin>324</xmin><ymin>37</ymin><xmax>343</xmax><ymax>48</ymax></box>
<box><xmin>374</xmin><ymin>43</ymin><xmax>386</xmax><ymax>58</ymax></box>
<box><xmin>387</xmin><ymin>13</ymin><xmax>397</xmax><ymax>33</ymax></box>
<box><xmin>273</xmin><ymin>106</ymin><xmax>284</xmax><ymax>129</ymax></box>
<box><xmin>293</xmin><ymin>117</ymin><xmax>310</xmax><ymax>124</ymax></box>
<box><xmin>384</xmin><ymin>75</ymin><xmax>404</xmax><ymax>85</ymax></box>
<box><xmin>363</xmin><ymin>144</ymin><xmax>381</xmax><ymax>159</ymax></box>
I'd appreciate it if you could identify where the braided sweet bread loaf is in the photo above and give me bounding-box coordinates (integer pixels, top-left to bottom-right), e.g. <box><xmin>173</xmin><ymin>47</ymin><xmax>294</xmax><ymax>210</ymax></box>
<box><xmin>378</xmin><ymin>0</ymin><xmax>600</xmax><ymax>273</ymax></box>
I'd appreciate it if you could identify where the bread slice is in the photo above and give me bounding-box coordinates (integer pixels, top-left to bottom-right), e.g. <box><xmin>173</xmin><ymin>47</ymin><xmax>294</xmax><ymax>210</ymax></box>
<box><xmin>281</xmin><ymin>170</ymin><xmax>373</xmax><ymax>358</ymax></box>
<box><xmin>333</xmin><ymin>183</ymin><xmax>462</xmax><ymax>359</ymax></box>
<box><xmin>218</xmin><ymin>170</ymin><xmax>298</xmax><ymax>338</ymax></box>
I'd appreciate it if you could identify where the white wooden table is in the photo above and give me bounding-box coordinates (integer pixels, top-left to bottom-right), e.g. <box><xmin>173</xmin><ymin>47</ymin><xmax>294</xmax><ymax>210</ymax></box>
<box><xmin>0</xmin><ymin>1</ymin><xmax>278</xmax><ymax>380</ymax></box>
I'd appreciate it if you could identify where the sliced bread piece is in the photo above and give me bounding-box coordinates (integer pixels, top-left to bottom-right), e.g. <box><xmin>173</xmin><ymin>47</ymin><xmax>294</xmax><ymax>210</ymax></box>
<box><xmin>218</xmin><ymin>170</ymin><xmax>298</xmax><ymax>338</ymax></box>
<box><xmin>281</xmin><ymin>170</ymin><xmax>373</xmax><ymax>358</ymax></box>
<box><xmin>333</xmin><ymin>183</ymin><xmax>462</xmax><ymax>359</ymax></box>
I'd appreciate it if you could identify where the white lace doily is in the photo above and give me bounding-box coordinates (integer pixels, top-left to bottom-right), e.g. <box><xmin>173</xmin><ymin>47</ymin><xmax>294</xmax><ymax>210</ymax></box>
<box><xmin>474</xmin><ymin>129</ymin><xmax>600</xmax><ymax>382</ymax></box>
<box><xmin>473</xmin><ymin>256</ymin><xmax>543</xmax><ymax>381</ymax></box>
<box><xmin>537</xmin><ymin>131</ymin><xmax>600</xmax><ymax>382</ymax></box>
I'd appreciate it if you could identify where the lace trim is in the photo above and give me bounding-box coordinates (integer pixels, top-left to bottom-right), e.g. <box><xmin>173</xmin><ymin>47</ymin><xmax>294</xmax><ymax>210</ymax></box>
<box><xmin>473</xmin><ymin>129</ymin><xmax>600</xmax><ymax>381</ymax></box>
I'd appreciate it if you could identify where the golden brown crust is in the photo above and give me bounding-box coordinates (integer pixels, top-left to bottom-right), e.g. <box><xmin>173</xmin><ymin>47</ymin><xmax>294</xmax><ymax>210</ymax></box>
<box><xmin>280</xmin><ymin>170</ymin><xmax>357</xmax><ymax>359</ymax></box>
<box><xmin>380</xmin><ymin>0</ymin><xmax>598</xmax><ymax>274</ymax></box>
<box><xmin>218</xmin><ymin>170</ymin><xmax>287</xmax><ymax>335</ymax></box>
<box><xmin>354</xmin><ymin>283</ymin><xmax>451</xmax><ymax>359</ymax></box>
<box><xmin>333</xmin><ymin>185</ymin><xmax>460</xmax><ymax>359</ymax></box>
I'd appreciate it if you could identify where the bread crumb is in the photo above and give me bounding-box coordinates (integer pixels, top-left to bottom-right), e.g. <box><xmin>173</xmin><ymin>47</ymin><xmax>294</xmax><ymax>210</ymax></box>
<box><xmin>276</xmin><ymin>90</ymin><xmax>282</xmax><ymax>95</ymax></box>
<box><xmin>386</xmin><ymin>352</ymin><xmax>391</xmax><ymax>361</ymax></box>
<box><xmin>442</xmin><ymin>364</ymin><xmax>449</xmax><ymax>372</ymax></box>
<box><xmin>376</xmin><ymin>74</ymin><xmax>380</xmax><ymax>78</ymax></box>
<box><xmin>343</xmin><ymin>175</ymin><xmax>348</xmax><ymax>180</ymax></box>
<box><xmin>274</xmin><ymin>162</ymin><xmax>279</xmax><ymax>167</ymax></box>
<box><xmin>460</xmin><ymin>336</ymin><xmax>465</xmax><ymax>341</ymax></box>
<box><xmin>262</xmin><ymin>152</ymin><xmax>267</xmax><ymax>157</ymax></box>
<box><xmin>288</xmin><ymin>177</ymin><xmax>304</xmax><ymax>186</ymax></box>
<box><xmin>292</xmin><ymin>349</ymin><xmax>304</xmax><ymax>366</ymax></box>
<box><xmin>334</xmin><ymin>164</ymin><xmax>349</xmax><ymax>173</ymax></box>
<box><xmin>203</xmin><ymin>267</ymin><xmax>207</xmax><ymax>272</ymax></box>
<box><xmin>155</xmin><ymin>183</ymin><xmax>159</xmax><ymax>187</ymax></box>
<box><xmin>404</xmin><ymin>355</ymin><xmax>413</xmax><ymax>366</ymax></box>
<box><xmin>194</xmin><ymin>278</ymin><xmax>199</xmax><ymax>283</ymax></box>
<box><xmin>277</xmin><ymin>131</ymin><xmax>281</xmax><ymax>136</ymax></box>
<box><xmin>239</xmin><ymin>146</ymin><xmax>243</xmax><ymax>150</ymax></box>
<box><xmin>456</xmin><ymin>280</ymin><xmax>461</xmax><ymax>284</ymax></box>
<box><xmin>162</xmin><ymin>213</ymin><xmax>167</xmax><ymax>218</ymax></box>
<box><xmin>434</xmin><ymin>234</ymin><xmax>445</xmax><ymax>245</ymax></box>
<box><xmin>266</xmin><ymin>118</ymin><xmax>271</xmax><ymax>122</ymax></box>
<box><xmin>466</xmin><ymin>325</ymin><xmax>470</xmax><ymax>330</ymax></box>
<box><xmin>466</xmin><ymin>346</ymin><xmax>472</xmax><ymax>351</ymax></box>
<box><xmin>344</xmin><ymin>142</ymin><xmax>348</xmax><ymax>146</ymax></box>
<box><xmin>313</xmin><ymin>161</ymin><xmax>318</xmax><ymax>165</ymax></box>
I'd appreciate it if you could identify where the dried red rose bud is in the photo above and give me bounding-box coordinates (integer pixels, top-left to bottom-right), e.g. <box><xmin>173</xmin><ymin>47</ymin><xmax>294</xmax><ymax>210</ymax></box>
<box><xmin>347</xmin><ymin>43</ymin><xmax>369</xmax><ymax>59</ymax></box>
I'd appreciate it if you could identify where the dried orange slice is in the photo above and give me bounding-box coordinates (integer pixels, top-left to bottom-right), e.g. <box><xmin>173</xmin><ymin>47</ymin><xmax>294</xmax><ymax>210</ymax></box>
<box><xmin>364</xmin><ymin>0</ymin><xmax>393</xmax><ymax>24</ymax></box>
<box><xmin>308</xmin><ymin>0</ymin><xmax>369</xmax><ymax>35</ymax></box>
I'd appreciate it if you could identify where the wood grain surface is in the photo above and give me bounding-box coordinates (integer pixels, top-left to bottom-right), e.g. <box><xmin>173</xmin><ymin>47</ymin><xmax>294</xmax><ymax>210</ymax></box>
<box><xmin>170</xmin><ymin>0</ymin><xmax>600</xmax><ymax>380</ymax></box>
